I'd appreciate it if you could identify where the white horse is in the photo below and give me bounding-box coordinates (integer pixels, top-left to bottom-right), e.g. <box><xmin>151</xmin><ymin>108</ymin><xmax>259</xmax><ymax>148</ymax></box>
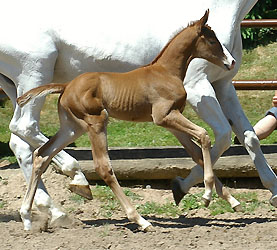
<box><xmin>1</xmin><ymin>0</ymin><xmax>277</xmax><ymax>224</ymax></box>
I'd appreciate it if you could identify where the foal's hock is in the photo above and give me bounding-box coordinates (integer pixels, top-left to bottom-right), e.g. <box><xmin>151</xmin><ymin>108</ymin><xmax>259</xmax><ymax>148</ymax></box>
<box><xmin>17</xmin><ymin>10</ymin><xmax>233</xmax><ymax>231</ymax></box>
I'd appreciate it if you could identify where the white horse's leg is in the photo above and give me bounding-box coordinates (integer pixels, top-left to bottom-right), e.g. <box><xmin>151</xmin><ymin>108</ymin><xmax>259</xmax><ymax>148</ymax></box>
<box><xmin>5</xmin><ymin>44</ymin><xmax>91</xmax><ymax>198</ymax></box>
<box><xmin>11</xmin><ymin>97</ymin><xmax>91</xmax><ymax>198</ymax></box>
<box><xmin>10</xmin><ymin>96</ymin><xmax>91</xmax><ymax>198</ymax></box>
<box><xmin>0</xmin><ymin>74</ymin><xmax>67</xmax><ymax>221</ymax></box>
<box><xmin>216</xmin><ymin>81</ymin><xmax>277</xmax><ymax>207</ymax></box>
<box><xmin>10</xmin><ymin>133</ymin><xmax>67</xmax><ymax>224</ymax></box>
<box><xmin>20</xmin><ymin>107</ymin><xmax>87</xmax><ymax>230</ymax></box>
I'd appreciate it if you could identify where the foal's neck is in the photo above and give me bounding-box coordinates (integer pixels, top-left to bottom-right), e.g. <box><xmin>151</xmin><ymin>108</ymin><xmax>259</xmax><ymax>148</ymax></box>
<box><xmin>153</xmin><ymin>26</ymin><xmax>198</xmax><ymax>80</ymax></box>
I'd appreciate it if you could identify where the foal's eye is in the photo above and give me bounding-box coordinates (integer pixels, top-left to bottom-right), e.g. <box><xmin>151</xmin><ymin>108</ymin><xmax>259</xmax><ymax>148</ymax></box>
<box><xmin>209</xmin><ymin>40</ymin><xmax>216</xmax><ymax>45</ymax></box>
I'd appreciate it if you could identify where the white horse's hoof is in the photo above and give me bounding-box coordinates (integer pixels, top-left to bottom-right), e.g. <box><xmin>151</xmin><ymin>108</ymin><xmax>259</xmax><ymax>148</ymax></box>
<box><xmin>69</xmin><ymin>184</ymin><xmax>93</xmax><ymax>200</ymax></box>
<box><xmin>22</xmin><ymin>217</ymin><xmax>32</xmax><ymax>231</ymax></box>
<box><xmin>23</xmin><ymin>221</ymin><xmax>32</xmax><ymax>231</ymax></box>
<box><xmin>20</xmin><ymin>208</ymin><xmax>32</xmax><ymax>231</ymax></box>
<box><xmin>269</xmin><ymin>194</ymin><xmax>277</xmax><ymax>207</ymax></box>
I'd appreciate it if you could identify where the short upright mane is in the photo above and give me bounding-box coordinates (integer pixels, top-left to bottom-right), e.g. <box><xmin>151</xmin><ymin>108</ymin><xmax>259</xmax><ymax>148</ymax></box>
<box><xmin>145</xmin><ymin>24</ymin><xmax>190</xmax><ymax>66</ymax></box>
<box><xmin>145</xmin><ymin>21</ymin><xmax>212</xmax><ymax>67</ymax></box>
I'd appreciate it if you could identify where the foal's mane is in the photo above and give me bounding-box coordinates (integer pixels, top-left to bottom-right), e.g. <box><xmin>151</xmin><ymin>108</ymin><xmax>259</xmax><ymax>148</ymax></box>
<box><xmin>146</xmin><ymin>21</ymin><xmax>211</xmax><ymax>67</ymax></box>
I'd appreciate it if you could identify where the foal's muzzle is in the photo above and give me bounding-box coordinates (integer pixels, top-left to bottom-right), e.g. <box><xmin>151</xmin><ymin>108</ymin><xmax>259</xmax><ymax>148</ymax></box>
<box><xmin>224</xmin><ymin>59</ymin><xmax>236</xmax><ymax>71</ymax></box>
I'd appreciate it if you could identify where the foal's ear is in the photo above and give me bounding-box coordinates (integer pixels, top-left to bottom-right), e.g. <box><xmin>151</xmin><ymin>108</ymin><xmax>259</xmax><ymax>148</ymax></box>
<box><xmin>196</xmin><ymin>9</ymin><xmax>209</xmax><ymax>33</ymax></box>
<box><xmin>201</xmin><ymin>9</ymin><xmax>209</xmax><ymax>26</ymax></box>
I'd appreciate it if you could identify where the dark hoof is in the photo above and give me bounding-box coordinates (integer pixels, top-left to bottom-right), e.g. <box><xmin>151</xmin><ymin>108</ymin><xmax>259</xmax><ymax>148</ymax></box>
<box><xmin>202</xmin><ymin>197</ymin><xmax>211</xmax><ymax>208</ymax></box>
<box><xmin>69</xmin><ymin>184</ymin><xmax>93</xmax><ymax>200</ymax></box>
<box><xmin>171</xmin><ymin>177</ymin><xmax>186</xmax><ymax>206</ymax></box>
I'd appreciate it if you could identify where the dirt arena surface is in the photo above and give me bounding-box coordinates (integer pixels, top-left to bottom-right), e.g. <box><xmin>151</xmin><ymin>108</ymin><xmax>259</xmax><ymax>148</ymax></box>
<box><xmin>1</xmin><ymin>160</ymin><xmax>277</xmax><ymax>250</ymax></box>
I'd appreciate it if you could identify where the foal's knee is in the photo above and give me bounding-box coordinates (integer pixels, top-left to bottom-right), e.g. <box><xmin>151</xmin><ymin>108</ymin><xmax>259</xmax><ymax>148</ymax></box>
<box><xmin>152</xmin><ymin>115</ymin><xmax>166</xmax><ymax>127</ymax></box>
<box><xmin>199</xmin><ymin>128</ymin><xmax>211</xmax><ymax>149</ymax></box>
<box><xmin>32</xmin><ymin>148</ymin><xmax>48</xmax><ymax>176</ymax></box>
<box><xmin>190</xmin><ymin>128</ymin><xmax>211</xmax><ymax>167</ymax></box>
<box><xmin>94</xmin><ymin>160</ymin><xmax>115</xmax><ymax>185</ymax></box>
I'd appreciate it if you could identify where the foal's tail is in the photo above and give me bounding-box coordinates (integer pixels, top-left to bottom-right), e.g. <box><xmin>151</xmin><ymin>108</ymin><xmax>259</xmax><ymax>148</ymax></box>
<box><xmin>17</xmin><ymin>83</ymin><xmax>66</xmax><ymax>107</ymax></box>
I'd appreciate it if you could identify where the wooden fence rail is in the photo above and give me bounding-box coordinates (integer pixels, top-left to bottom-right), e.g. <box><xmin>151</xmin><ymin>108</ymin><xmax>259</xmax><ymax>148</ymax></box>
<box><xmin>241</xmin><ymin>19</ymin><xmax>277</xmax><ymax>28</ymax></box>
<box><xmin>233</xmin><ymin>80</ymin><xmax>277</xmax><ymax>90</ymax></box>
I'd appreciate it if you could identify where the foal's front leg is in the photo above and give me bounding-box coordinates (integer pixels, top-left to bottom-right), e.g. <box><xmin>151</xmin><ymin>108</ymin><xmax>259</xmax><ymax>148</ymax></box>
<box><xmin>152</xmin><ymin>107</ymin><xmax>214</xmax><ymax>206</ymax></box>
<box><xmin>168</xmin><ymin>129</ymin><xmax>241</xmax><ymax>210</ymax></box>
<box><xmin>86</xmin><ymin>111</ymin><xmax>152</xmax><ymax>231</ymax></box>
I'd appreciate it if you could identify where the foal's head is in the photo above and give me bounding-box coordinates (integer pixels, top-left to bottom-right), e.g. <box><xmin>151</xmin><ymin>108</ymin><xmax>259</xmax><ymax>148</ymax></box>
<box><xmin>191</xmin><ymin>10</ymin><xmax>235</xmax><ymax>71</ymax></box>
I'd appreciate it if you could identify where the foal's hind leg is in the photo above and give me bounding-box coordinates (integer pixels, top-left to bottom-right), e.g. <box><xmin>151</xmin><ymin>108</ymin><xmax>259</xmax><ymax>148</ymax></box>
<box><xmin>20</xmin><ymin>112</ymin><xmax>87</xmax><ymax>230</ymax></box>
<box><xmin>85</xmin><ymin>110</ymin><xmax>152</xmax><ymax>231</ymax></box>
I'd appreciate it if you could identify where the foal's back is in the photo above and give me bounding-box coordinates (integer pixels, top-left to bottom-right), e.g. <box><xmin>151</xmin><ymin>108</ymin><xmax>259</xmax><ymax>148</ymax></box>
<box><xmin>61</xmin><ymin>66</ymin><xmax>186</xmax><ymax>122</ymax></box>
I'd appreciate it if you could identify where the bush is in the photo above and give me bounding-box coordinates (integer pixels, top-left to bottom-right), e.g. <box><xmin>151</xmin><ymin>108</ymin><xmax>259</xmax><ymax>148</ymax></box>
<box><xmin>242</xmin><ymin>0</ymin><xmax>277</xmax><ymax>49</ymax></box>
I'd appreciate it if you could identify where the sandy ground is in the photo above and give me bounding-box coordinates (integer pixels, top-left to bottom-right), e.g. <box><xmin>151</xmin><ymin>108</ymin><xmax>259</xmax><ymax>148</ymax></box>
<box><xmin>1</xmin><ymin>160</ymin><xmax>277</xmax><ymax>250</ymax></box>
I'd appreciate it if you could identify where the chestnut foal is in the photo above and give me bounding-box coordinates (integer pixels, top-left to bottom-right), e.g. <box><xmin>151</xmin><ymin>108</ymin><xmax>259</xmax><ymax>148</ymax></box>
<box><xmin>18</xmin><ymin>11</ymin><xmax>232</xmax><ymax>231</ymax></box>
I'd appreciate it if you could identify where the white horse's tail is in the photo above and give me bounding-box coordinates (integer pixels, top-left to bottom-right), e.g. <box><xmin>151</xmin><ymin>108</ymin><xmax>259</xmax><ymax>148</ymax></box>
<box><xmin>17</xmin><ymin>83</ymin><xmax>66</xmax><ymax>107</ymax></box>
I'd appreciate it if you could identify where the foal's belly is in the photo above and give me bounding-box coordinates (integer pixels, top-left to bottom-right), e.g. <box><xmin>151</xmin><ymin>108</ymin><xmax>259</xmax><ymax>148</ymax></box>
<box><xmin>107</xmin><ymin>108</ymin><xmax>153</xmax><ymax>123</ymax></box>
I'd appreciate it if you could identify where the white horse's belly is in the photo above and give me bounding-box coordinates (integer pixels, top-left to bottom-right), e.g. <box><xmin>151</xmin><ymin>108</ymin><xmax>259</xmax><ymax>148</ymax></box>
<box><xmin>52</xmin><ymin>36</ymin><xmax>164</xmax><ymax>82</ymax></box>
<box><xmin>0</xmin><ymin>0</ymin><xmax>223</xmax><ymax>83</ymax></box>
<box><xmin>0</xmin><ymin>0</ymin><xmax>243</xmax><ymax>84</ymax></box>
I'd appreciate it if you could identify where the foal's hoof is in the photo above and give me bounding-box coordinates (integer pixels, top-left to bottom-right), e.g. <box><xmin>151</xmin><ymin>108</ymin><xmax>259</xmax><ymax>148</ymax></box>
<box><xmin>202</xmin><ymin>197</ymin><xmax>211</xmax><ymax>208</ymax></box>
<box><xmin>142</xmin><ymin>225</ymin><xmax>155</xmax><ymax>232</ymax></box>
<box><xmin>233</xmin><ymin>204</ymin><xmax>243</xmax><ymax>212</ymax></box>
<box><xmin>172</xmin><ymin>177</ymin><xmax>186</xmax><ymax>206</ymax></box>
<box><xmin>269</xmin><ymin>194</ymin><xmax>277</xmax><ymax>208</ymax></box>
<box><xmin>69</xmin><ymin>184</ymin><xmax>93</xmax><ymax>200</ymax></box>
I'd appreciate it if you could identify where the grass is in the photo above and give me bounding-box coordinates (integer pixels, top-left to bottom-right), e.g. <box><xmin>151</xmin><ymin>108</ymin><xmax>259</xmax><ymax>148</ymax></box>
<box><xmin>0</xmin><ymin>200</ymin><xmax>6</xmax><ymax>209</ymax></box>
<box><xmin>75</xmin><ymin>185</ymin><xmax>273</xmax><ymax>218</ymax></box>
<box><xmin>235</xmin><ymin>43</ymin><xmax>277</xmax><ymax>80</ymax></box>
<box><xmin>69</xmin><ymin>193</ymin><xmax>86</xmax><ymax>204</ymax></box>
<box><xmin>0</xmin><ymin>99</ymin><xmax>15</xmax><ymax>163</ymax></box>
<box><xmin>89</xmin><ymin>185</ymin><xmax>143</xmax><ymax>218</ymax></box>
<box><xmin>0</xmin><ymin>42</ymin><xmax>277</xmax><ymax>160</ymax></box>
<box><xmin>137</xmin><ymin>201</ymin><xmax>181</xmax><ymax>217</ymax></box>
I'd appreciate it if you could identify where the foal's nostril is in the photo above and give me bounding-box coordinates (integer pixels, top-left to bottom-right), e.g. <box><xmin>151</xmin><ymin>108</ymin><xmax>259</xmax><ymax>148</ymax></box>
<box><xmin>228</xmin><ymin>60</ymin><xmax>236</xmax><ymax>70</ymax></box>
